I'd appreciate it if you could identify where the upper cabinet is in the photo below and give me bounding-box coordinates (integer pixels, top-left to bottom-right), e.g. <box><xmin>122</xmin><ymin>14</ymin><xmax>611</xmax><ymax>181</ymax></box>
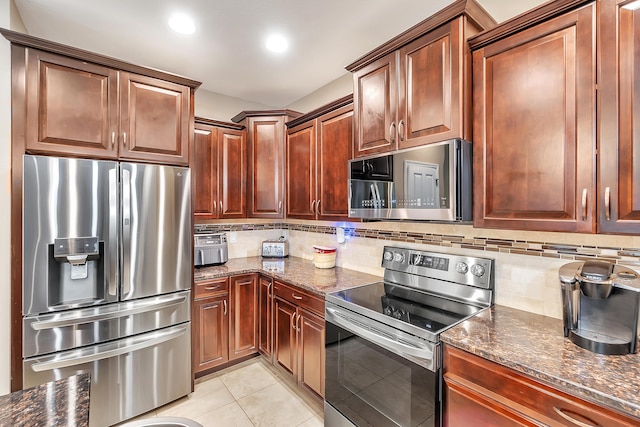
<box><xmin>472</xmin><ymin>2</ymin><xmax>597</xmax><ymax>233</ymax></box>
<box><xmin>599</xmin><ymin>0</ymin><xmax>640</xmax><ymax>234</ymax></box>
<box><xmin>346</xmin><ymin>0</ymin><xmax>496</xmax><ymax>158</ymax></box>
<box><xmin>233</xmin><ymin>110</ymin><xmax>301</xmax><ymax>219</ymax></box>
<box><xmin>286</xmin><ymin>96</ymin><xmax>353</xmax><ymax>221</ymax></box>
<box><xmin>5</xmin><ymin>29</ymin><xmax>200</xmax><ymax>166</ymax></box>
<box><xmin>471</xmin><ymin>0</ymin><xmax>640</xmax><ymax>234</ymax></box>
<box><xmin>193</xmin><ymin>118</ymin><xmax>246</xmax><ymax>220</ymax></box>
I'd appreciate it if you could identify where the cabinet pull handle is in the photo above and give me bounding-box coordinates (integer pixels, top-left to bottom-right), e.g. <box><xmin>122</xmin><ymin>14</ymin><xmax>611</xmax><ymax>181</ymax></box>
<box><xmin>268</xmin><ymin>282</ymin><xmax>272</xmax><ymax>298</ymax></box>
<box><xmin>311</xmin><ymin>199</ymin><xmax>316</xmax><ymax>214</ymax></box>
<box><xmin>296</xmin><ymin>313</ymin><xmax>301</xmax><ymax>332</ymax></box>
<box><xmin>389</xmin><ymin>122</ymin><xmax>396</xmax><ymax>143</ymax></box>
<box><xmin>552</xmin><ymin>407</ymin><xmax>600</xmax><ymax>427</ymax></box>
<box><xmin>278</xmin><ymin>201</ymin><xmax>283</xmax><ymax>214</ymax></box>
<box><xmin>604</xmin><ymin>187</ymin><xmax>611</xmax><ymax>221</ymax></box>
<box><xmin>398</xmin><ymin>120</ymin><xmax>405</xmax><ymax>142</ymax></box>
<box><xmin>316</xmin><ymin>199</ymin><xmax>321</xmax><ymax>216</ymax></box>
<box><xmin>219</xmin><ymin>200</ymin><xmax>223</xmax><ymax>214</ymax></box>
<box><xmin>223</xmin><ymin>300</ymin><xmax>227</xmax><ymax>315</ymax></box>
<box><xmin>581</xmin><ymin>188</ymin><xmax>588</xmax><ymax>221</ymax></box>
<box><xmin>291</xmin><ymin>312</ymin><xmax>296</xmax><ymax>330</ymax></box>
<box><xmin>122</xmin><ymin>132</ymin><xmax>127</xmax><ymax>148</ymax></box>
<box><xmin>111</xmin><ymin>132</ymin><xmax>116</xmax><ymax>148</ymax></box>
<box><xmin>213</xmin><ymin>201</ymin><xmax>216</xmax><ymax>213</ymax></box>
<box><xmin>291</xmin><ymin>293</ymin><xmax>303</xmax><ymax>300</ymax></box>
<box><xmin>204</xmin><ymin>285</ymin><xmax>221</xmax><ymax>291</ymax></box>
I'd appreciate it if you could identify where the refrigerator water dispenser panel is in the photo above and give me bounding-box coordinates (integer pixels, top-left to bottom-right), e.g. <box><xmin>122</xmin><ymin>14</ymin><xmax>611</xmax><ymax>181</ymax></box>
<box><xmin>53</xmin><ymin>237</ymin><xmax>100</xmax><ymax>280</ymax></box>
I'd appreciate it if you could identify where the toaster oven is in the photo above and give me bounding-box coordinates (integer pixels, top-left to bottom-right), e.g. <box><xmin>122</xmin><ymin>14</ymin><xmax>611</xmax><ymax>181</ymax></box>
<box><xmin>261</xmin><ymin>238</ymin><xmax>289</xmax><ymax>258</ymax></box>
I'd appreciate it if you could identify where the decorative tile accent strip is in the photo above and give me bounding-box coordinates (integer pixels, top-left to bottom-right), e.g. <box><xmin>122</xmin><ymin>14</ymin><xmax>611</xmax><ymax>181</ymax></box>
<box><xmin>194</xmin><ymin>222</ymin><xmax>640</xmax><ymax>265</ymax></box>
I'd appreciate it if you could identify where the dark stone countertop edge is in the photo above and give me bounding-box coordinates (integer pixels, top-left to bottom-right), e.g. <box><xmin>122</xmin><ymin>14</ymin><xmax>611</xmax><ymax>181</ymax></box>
<box><xmin>193</xmin><ymin>257</ymin><xmax>382</xmax><ymax>297</ymax></box>
<box><xmin>441</xmin><ymin>307</ymin><xmax>640</xmax><ymax>421</ymax></box>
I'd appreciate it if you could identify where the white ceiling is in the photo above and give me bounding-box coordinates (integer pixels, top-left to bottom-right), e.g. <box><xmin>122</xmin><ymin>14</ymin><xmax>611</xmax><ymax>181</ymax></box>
<box><xmin>13</xmin><ymin>0</ymin><xmax>546</xmax><ymax>108</ymax></box>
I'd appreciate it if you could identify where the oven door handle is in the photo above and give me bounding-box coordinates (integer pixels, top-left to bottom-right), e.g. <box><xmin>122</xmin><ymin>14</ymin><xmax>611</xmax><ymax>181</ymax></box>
<box><xmin>326</xmin><ymin>306</ymin><xmax>435</xmax><ymax>370</ymax></box>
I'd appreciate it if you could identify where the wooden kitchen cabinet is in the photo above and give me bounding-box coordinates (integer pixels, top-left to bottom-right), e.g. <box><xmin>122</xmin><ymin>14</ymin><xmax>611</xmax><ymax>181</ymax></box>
<box><xmin>286</xmin><ymin>96</ymin><xmax>353</xmax><ymax>220</ymax></box>
<box><xmin>18</xmin><ymin>45</ymin><xmax>194</xmax><ymax>165</ymax></box>
<box><xmin>471</xmin><ymin>2</ymin><xmax>597</xmax><ymax>233</ymax></box>
<box><xmin>273</xmin><ymin>280</ymin><xmax>325</xmax><ymax>398</ymax></box>
<box><xmin>229</xmin><ymin>273</ymin><xmax>258</xmax><ymax>360</ymax></box>
<box><xmin>599</xmin><ymin>0</ymin><xmax>640</xmax><ymax>234</ymax></box>
<box><xmin>258</xmin><ymin>275</ymin><xmax>273</xmax><ymax>359</ymax></box>
<box><xmin>193</xmin><ymin>117</ymin><xmax>246</xmax><ymax>219</ymax></box>
<box><xmin>346</xmin><ymin>0</ymin><xmax>495</xmax><ymax>157</ymax></box>
<box><xmin>232</xmin><ymin>110</ymin><xmax>301</xmax><ymax>219</ymax></box>
<box><xmin>443</xmin><ymin>345</ymin><xmax>639</xmax><ymax>427</ymax></box>
<box><xmin>193</xmin><ymin>278</ymin><xmax>229</xmax><ymax>374</ymax></box>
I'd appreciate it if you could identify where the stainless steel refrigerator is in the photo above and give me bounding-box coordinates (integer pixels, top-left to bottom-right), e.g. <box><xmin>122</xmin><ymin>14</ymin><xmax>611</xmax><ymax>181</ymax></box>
<box><xmin>22</xmin><ymin>154</ymin><xmax>192</xmax><ymax>427</ymax></box>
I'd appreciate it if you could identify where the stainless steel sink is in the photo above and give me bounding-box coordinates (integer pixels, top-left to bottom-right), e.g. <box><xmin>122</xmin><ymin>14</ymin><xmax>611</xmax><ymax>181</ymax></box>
<box><xmin>119</xmin><ymin>417</ymin><xmax>203</xmax><ymax>427</ymax></box>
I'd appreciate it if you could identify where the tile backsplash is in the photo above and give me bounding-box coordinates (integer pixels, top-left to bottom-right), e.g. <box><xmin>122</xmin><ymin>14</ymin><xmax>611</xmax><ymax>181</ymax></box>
<box><xmin>195</xmin><ymin>220</ymin><xmax>640</xmax><ymax>320</ymax></box>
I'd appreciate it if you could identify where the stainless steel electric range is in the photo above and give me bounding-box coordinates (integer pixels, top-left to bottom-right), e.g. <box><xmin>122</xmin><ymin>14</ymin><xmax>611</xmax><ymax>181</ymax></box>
<box><xmin>324</xmin><ymin>246</ymin><xmax>495</xmax><ymax>427</ymax></box>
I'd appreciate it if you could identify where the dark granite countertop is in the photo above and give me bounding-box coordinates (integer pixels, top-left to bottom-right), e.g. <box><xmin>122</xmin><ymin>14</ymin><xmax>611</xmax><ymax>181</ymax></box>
<box><xmin>0</xmin><ymin>373</ymin><xmax>90</xmax><ymax>426</ymax></box>
<box><xmin>441</xmin><ymin>305</ymin><xmax>640</xmax><ymax>421</ymax></box>
<box><xmin>194</xmin><ymin>256</ymin><xmax>381</xmax><ymax>296</ymax></box>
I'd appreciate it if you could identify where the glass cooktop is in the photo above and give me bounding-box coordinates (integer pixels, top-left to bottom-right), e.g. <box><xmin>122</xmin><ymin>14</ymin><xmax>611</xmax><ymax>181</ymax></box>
<box><xmin>326</xmin><ymin>281</ymin><xmax>483</xmax><ymax>340</ymax></box>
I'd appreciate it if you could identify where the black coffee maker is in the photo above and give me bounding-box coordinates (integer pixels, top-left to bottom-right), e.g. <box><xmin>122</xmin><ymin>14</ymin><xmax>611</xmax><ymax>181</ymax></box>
<box><xmin>559</xmin><ymin>260</ymin><xmax>640</xmax><ymax>355</ymax></box>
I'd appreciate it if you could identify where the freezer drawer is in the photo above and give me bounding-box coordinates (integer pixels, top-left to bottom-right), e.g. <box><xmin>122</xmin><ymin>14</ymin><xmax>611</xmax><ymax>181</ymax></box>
<box><xmin>23</xmin><ymin>291</ymin><xmax>191</xmax><ymax>358</ymax></box>
<box><xmin>24</xmin><ymin>323</ymin><xmax>191</xmax><ymax>427</ymax></box>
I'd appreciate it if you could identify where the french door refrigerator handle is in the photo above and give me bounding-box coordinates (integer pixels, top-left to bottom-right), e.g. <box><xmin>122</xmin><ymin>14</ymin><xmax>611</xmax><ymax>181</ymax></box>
<box><xmin>30</xmin><ymin>324</ymin><xmax>188</xmax><ymax>372</ymax></box>
<box><xmin>30</xmin><ymin>293</ymin><xmax>189</xmax><ymax>330</ymax></box>
<box><xmin>122</xmin><ymin>168</ymin><xmax>132</xmax><ymax>296</ymax></box>
<box><xmin>108</xmin><ymin>168</ymin><xmax>118</xmax><ymax>296</ymax></box>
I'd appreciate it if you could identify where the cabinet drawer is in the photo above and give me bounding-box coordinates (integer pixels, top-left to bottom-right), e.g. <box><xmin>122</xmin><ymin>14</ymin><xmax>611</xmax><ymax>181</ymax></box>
<box><xmin>274</xmin><ymin>281</ymin><xmax>324</xmax><ymax>317</ymax></box>
<box><xmin>444</xmin><ymin>346</ymin><xmax>639</xmax><ymax>427</ymax></box>
<box><xmin>194</xmin><ymin>278</ymin><xmax>229</xmax><ymax>300</ymax></box>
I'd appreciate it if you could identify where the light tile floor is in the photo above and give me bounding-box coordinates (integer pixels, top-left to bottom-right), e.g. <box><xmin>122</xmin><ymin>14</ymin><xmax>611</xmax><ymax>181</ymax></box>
<box><xmin>123</xmin><ymin>357</ymin><xmax>324</xmax><ymax>427</ymax></box>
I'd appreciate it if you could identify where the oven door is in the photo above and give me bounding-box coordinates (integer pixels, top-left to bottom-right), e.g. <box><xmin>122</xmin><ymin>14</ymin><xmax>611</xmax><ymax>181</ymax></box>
<box><xmin>325</xmin><ymin>304</ymin><xmax>441</xmax><ymax>427</ymax></box>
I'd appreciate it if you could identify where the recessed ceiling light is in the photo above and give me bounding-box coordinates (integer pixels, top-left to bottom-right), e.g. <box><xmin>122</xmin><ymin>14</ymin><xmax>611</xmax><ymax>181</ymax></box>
<box><xmin>622</xmin><ymin>0</ymin><xmax>640</xmax><ymax>9</ymax></box>
<box><xmin>266</xmin><ymin>34</ymin><xmax>288</xmax><ymax>53</ymax></box>
<box><xmin>168</xmin><ymin>13</ymin><xmax>196</xmax><ymax>35</ymax></box>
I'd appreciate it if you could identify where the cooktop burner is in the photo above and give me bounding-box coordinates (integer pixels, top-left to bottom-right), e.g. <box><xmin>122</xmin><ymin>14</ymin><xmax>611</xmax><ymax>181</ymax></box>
<box><xmin>326</xmin><ymin>247</ymin><xmax>494</xmax><ymax>342</ymax></box>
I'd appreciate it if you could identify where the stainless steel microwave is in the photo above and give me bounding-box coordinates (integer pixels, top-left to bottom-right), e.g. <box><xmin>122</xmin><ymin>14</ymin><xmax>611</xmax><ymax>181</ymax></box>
<box><xmin>348</xmin><ymin>139</ymin><xmax>472</xmax><ymax>221</ymax></box>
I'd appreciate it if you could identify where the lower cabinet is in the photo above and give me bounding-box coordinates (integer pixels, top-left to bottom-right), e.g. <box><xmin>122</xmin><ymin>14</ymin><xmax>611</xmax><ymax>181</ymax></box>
<box><xmin>273</xmin><ymin>281</ymin><xmax>325</xmax><ymax>398</ymax></box>
<box><xmin>258</xmin><ymin>275</ymin><xmax>273</xmax><ymax>358</ymax></box>
<box><xmin>193</xmin><ymin>274</ymin><xmax>257</xmax><ymax>375</ymax></box>
<box><xmin>193</xmin><ymin>278</ymin><xmax>229</xmax><ymax>373</ymax></box>
<box><xmin>229</xmin><ymin>274</ymin><xmax>258</xmax><ymax>360</ymax></box>
<box><xmin>443</xmin><ymin>345</ymin><xmax>639</xmax><ymax>427</ymax></box>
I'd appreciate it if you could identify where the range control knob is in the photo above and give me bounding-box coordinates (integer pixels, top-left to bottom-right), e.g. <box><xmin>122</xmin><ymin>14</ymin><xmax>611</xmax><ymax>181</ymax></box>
<box><xmin>470</xmin><ymin>264</ymin><xmax>486</xmax><ymax>278</ymax></box>
<box><xmin>393</xmin><ymin>252</ymin><xmax>405</xmax><ymax>263</ymax></box>
<box><xmin>383</xmin><ymin>251</ymin><xmax>393</xmax><ymax>261</ymax></box>
<box><xmin>455</xmin><ymin>262</ymin><xmax>469</xmax><ymax>274</ymax></box>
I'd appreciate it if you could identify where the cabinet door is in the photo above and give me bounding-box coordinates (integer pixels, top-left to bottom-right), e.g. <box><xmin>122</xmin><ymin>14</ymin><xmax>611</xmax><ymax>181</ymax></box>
<box><xmin>229</xmin><ymin>274</ymin><xmax>257</xmax><ymax>360</ymax></box>
<box><xmin>599</xmin><ymin>0</ymin><xmax>640</xmax><ymax>233</ymax></box>
<box><xmin>473</xmin><ymin>4</ymin><xmax>596</xmax><ymax>232</ymax></box>
<box><xmin>353</xmin><ymin>51</ymin><xmax>398</xmax><ymax>157</ymax></box>
<box><xmin>247</xmin><ymin>117</ymin><xmax>285</xmax><ymax>218</ymax></box>
<box><xmin>193</xmin><ymin>295</ymin><xmax>229</xmax><ymax>373</ymax></box>
<box><xmin>193</xmin><ymin>123</ymin><xmax>219</xmax><ymax>219</ymax></box>
<box><xmin>297</xmin><ymin>308</ymin><xmax>325</xmax><ymax>398</ymax></box>
<box><xmin>444</xmin><ymin>379</ymin><xmax>539</xmax><ymax>427</ymax></box>
<box><xmin>286</xmin><ymin>121</ymin><xmax>316</xmax><ymax>219</ymax></box>
<box><xmin>398</xmin><ymin>19</ymin><xmax>462</xmax><ymax>149</ymax></box>
<box><xmin>24</xmin><ymin>48</ymin><xmax>118</xmax><ymax>159</ymax></box>
<box><xmin>317</xmin><ymin>105</ymin><xmax>353</xmax><ymax>221</ymax></box>
<box><xmin>258</xmin><ymin>275</ymin><xmax>273</xmax><ymax>358</ymax></box>
<box><xmin>274</xmin><ymin>297</ymin><xmax>297</xmax><ymax>377</ymax></box>
<box><xmin>119</xmin><ymin>72</ymin><xmax>190</xmax><ymax>165</ymax></box>
<box><xmin>219</xmin><ymin>128</ymin><xmax>246</xmax><ymax>218</ymax></box>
